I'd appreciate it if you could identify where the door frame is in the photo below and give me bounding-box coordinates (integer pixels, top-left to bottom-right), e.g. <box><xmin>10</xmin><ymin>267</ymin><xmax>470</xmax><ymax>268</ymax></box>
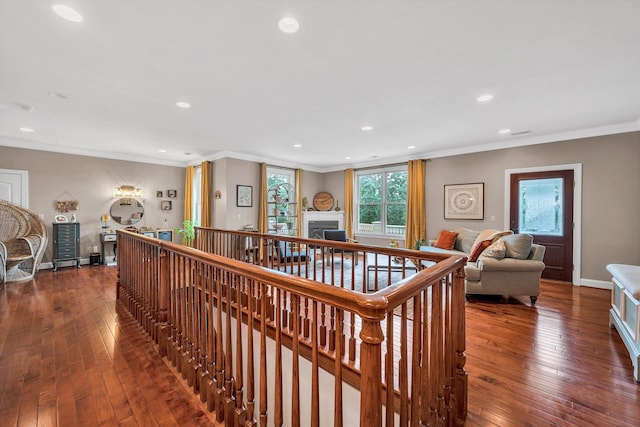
<box><xmin>0</xmin><ymin>168</ymin><xmax>29</xmax><ymax>208</ymax></box>
<box><xmin>504</xmin><ymin>163</ymin><xmax>582</xmax><ymax>285</ymax></box>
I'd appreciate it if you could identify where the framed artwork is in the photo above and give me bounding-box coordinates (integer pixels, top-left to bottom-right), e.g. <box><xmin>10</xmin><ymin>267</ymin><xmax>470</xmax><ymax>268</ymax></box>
<box><xmin>161</xmin><ymin>200</ymin><xmax>172</xmax><ymax>211</ymax></box>
<box><xmin>236</xmin><ymin>185</ymin><xmax>252</xmax><ymax>207</ymax></box>
<box><xmin>444</xmin><ymin>183</ymin><xmax>484</xmax><ymax>220</ymax></box>
<box><xmin>156</xmin><ymin>190</ymin><xmax>163</xmax><ymax>198</ymax></box>
<box><xmin>167</xmin><ymin>189</ymin><xmax>177</xmax><ymax>198</ymax></box>
<box><xmin>55</xmin><ymin>214</ymin><xmax>68</xmax><ymax>223</ymax></box>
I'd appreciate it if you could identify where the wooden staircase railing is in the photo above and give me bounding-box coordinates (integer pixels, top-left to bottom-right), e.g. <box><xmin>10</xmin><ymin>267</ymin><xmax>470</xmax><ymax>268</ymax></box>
<box><xmin>116</xmin><ymin>229</ymin><xmax>468</xmax><ymax>426</ymax></box>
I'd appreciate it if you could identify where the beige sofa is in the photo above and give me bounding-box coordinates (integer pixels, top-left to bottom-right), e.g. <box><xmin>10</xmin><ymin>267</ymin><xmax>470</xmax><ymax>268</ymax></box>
<box><xmin>421</xmin><ymin>227</ymin><xmax>546</xmax><ymax>305</ymax></box>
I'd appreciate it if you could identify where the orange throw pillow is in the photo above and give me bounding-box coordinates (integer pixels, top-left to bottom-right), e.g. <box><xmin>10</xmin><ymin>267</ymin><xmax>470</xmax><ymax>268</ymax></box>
<box><xmin>468</xmin><ymin>239</ymin><xmax>492</xmax><ymax>262</ymax></box>
<box><xmin>434</xmin><ymin>230</ymin><xmax>458</xmax><ymax>250</ymax></box>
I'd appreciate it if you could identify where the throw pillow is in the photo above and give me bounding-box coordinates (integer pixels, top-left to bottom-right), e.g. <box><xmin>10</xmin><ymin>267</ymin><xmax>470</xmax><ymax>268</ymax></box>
<box><xmin>453</xmin><ymin>227</ymin><xmax>481</xmax><ymax>253</ymax></box>
<box><xmin>501</xmin><ymin>233</ymin><xmax>534</xmax><ymax>259</ymax></box>
<box><xmin>482</xmin><ymin>239</ymin><xmax>506</xmax><ymax>259</ymax></box>
<box><xmin>434</xmin><ymin>230</ymin><xmax>458</xmax><ymax>250</ymax></box>
<box><xmin>468</xmin><ymin>239</ymin><xmax>493</xmax><ymax>262</ymax></box>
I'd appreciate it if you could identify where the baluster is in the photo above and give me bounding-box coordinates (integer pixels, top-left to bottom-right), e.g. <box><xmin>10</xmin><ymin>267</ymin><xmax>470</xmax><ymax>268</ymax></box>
<box><xmin>385</xmin><ymin>309</ymin><xmax>396</xmax><ymax>427</ymax></box>
<box><xmin>311</xmin><ymin>301</ymin><xmax>319</xmax><ymax>427</ymax></box>
<box><xmin>215</xmin><ymin>267</ymin><xmax>226</xmax><ymax>421</ymax></box>
<box><xmin>291</xmin><ymin>294</ymin><xmax>300</xmax><ymax>427</ymax></box>
<box><xmin>225</xmin><ymin>272</ymin><xmax>236</xmax><ymax>423</ymax></box>
<box><xmin>334</xmin><ymin>308</ymin><xmax>344</xmax><ymax>427</ymax></box>
<box><xmin>398</xmin><ymin>302</ymin><xmax>409</xmax><ymax>426</ymax></box>
<box><xmin>274</xmin><ymin>287</ymin><xmax>283</xmax><ymax>426</ymax></box>
<box><xmin>246</xmin><ymin>279</ymin><xmax>257</xmax><ymax>426</ymax></box>
<box><xmin>260</xmin><ymin>282</ymin><xmax>268</xmax><ymax>426</ymax></box>
<box><xmin>235</xmin><ymin>275</ymin><xmax>247</xmax><ymax>425</ymax></box>
<box><xmin>411</xmin><ymin>294</ymin><xmax>422</xmax><ymax>425</ymax></box>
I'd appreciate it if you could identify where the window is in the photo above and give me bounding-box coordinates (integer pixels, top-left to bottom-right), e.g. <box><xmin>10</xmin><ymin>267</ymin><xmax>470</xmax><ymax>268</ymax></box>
<box><xmin>267</xmin><ymin>167</ymin><xmax>296</xmax><ymax>235</ymax></box>
<box><xmin>191</xmin><ymin>165</ymin><xmax>202</xmax><ymax>226</ymax></box>
<box><xmin>356</xmin><ymin>167</ymin><xmax>407</xmax><ymax>236</ymax></box>
<box><xmin>267</xmin><ymin>166</ymin><xmax>294</xmax><ymax>189</ymax></box>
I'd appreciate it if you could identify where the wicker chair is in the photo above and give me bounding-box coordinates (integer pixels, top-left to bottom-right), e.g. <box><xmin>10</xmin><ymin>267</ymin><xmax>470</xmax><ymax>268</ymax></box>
<box><xmin>0</xmin><ymin>200</ymin><xmax>48</xmax><ymax>283</ymax></box>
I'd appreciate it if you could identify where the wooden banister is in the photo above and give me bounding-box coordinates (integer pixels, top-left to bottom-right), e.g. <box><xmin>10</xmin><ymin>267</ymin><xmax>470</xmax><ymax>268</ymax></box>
<box><xmin>117</xmin><ymin>228</ymin><xmax>468</xmax><ymax>426</ymax></box>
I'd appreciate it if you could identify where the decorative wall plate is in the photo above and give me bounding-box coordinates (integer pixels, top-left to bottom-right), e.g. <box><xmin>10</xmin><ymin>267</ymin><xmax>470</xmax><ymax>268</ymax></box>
<box><xmin>313</xmin><ymin>192</ymin><xmax>334</xmax><ymax>211</ymax></box>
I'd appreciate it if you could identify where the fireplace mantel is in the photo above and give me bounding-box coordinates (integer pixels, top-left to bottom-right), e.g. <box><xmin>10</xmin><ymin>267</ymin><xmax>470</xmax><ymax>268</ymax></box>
<box><xmin>302</xmin><ymin>211</ymin><xmax>344</xmax><ymax>238</ymax></box>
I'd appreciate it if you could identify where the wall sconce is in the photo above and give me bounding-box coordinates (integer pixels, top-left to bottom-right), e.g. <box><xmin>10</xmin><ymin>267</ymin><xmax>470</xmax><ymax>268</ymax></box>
<box><xmin>113</xmin><ymin>185</ymin><xmax>143</xmax><ymax>198</ymax></box>
<box><xmin>214</xmin><ymin>190</ymin><xmax>222</xmax><ymax>199</ymax></box>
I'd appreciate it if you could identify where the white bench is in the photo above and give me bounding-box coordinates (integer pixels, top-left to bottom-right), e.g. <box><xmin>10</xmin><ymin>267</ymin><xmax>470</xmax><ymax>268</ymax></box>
<box><xmin>607</xmin><ymin>264</ymin><xmax>640</xmax><ymax>382</ymax></box>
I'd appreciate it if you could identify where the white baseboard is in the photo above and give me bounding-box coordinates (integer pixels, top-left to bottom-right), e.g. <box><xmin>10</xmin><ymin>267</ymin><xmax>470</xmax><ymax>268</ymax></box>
<box><xmin>579</xmin><ymin>278</ymin><xmax>611</xmax><ymax>290</ymax></box>
<box><xmin>38</xmin><ymin>258</ymin><xmax>97</xmax><ymax>271</ymax></box>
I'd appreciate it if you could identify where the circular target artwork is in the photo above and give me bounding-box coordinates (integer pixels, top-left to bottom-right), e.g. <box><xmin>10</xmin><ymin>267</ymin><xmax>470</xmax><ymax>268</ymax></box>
<box><xmin>444</xmin><ymin>183</ymin><xmax>484</xmax><ymax>219</ymax></box>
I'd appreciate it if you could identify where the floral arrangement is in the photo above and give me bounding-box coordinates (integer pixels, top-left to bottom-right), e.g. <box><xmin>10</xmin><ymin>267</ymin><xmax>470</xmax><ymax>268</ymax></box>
<box><xmin>54</xmin><ymin>199</ymin><xmax>79</xmax><ymax>213</ymax></box>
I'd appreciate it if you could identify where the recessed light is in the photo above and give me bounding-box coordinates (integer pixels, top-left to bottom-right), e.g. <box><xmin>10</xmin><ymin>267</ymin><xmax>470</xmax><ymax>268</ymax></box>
<box><xmin>52</xmin><ymin>4</ymin><xmax>83</xmax><ymax>23</ymax></box>
<box><xmin>345</xmin><ymin>156</ymin><xmax>352</xmax><ymax>160</ymax></box>
<box><xmin>19</xmin><ymin>127</ymin><xmax>34</xmax><ymax>133</ymax></box>
<box><xmin>158</xmin><ymin>149</ymin><xmax>167</xmax><ymax>153</ymax></box>
<box><xmin>176</xmin><ymin>101</ymin><xmax>191</xmax><ymax>109</ymax></box>
<box><xmin>278</xmin><ymin>17</ymin><xmax>299</xmax><ymax>33</ymax></box>
<box><xmin>498</xmin><ymin>129</ymin><xmax>511</xmax><ymax>135</ymax></box>
<box><xmin>48</xmin><ymin>91</ymin><xmax>68</xmax><ymax>99</ymax></box>
<box><xmin>361</xmin><ymin>126</ymin><xmax>373</xmax><ymax>131</ymax></box>
<box><xmin>476</xmin><ymin>94</ymin><xmax>494</xmax><ymax>103</ymax></box>
<box><xmin>293</xmin><ymin>144</ymin><xmax>302</xmax><ymax>148</ymax></box>
<box><xmin>407</xmin><ymin>146</ymin><xmax>416</xmax><ymax>150</ymax></box>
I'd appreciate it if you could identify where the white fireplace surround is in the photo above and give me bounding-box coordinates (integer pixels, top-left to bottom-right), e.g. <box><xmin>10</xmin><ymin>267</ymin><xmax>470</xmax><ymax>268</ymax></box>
<box><xmin>302</xmin><ymin>211</ymin><xmax>344</xmax><ymax>239</ymax></box>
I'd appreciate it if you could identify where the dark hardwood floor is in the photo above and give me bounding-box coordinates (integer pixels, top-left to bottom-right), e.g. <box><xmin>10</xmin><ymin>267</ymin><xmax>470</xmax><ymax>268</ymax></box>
<box><xmin>1</xmin><ymin>266</ymin><xmax>638</xmax><ymax>426</ymax></box>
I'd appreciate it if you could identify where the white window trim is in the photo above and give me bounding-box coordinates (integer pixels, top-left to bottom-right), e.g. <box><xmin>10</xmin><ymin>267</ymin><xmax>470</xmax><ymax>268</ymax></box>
<box><xmin>354</xmin><ymin>166</ymin><xmax>408</xmax><ymax>238</ymax></box>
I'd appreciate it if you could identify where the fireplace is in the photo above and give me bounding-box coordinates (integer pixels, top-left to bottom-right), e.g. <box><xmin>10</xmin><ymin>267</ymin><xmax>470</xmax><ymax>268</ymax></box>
<box><xmin>302</xmin><ymin>211</ymin><xmax>344</xmax><ymax>239</ymax></box>
<box><xmin>308</xmin><ymin>220</ymin><xmax>339</xmax><ymax>240</ymax></box>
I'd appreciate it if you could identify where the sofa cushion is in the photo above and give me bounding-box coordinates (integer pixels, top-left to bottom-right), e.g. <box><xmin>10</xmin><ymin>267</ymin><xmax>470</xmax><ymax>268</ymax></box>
<box><xmin>434</xmin><ymin>230</ymin><xmax>458</xmax><ymax>250</ymax></box>
<box><xmin>482</xmin><ymin>239</ymin><xmax>506</xmax><ymax>259</ymax></box>
<box><xmin>453</xmin><ymin>227</ymin><xmax>481</xmax><ymax>253</ymax></box>
<box><xmin>468</xmin><ymin>239</ymin><xmax>492</xmax><ymax>262</ymax></box>
<box><xmin>501</xmin><ymin>234</ymin><xmax>533</xmax><ymax>260</ymax></box>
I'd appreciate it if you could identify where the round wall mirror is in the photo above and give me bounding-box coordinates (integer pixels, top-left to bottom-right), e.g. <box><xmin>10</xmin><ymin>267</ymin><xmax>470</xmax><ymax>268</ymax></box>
<box><xmin>110</xmin><ymin>198</ymin><xmax>144</xmax><ymax>225</ymax></box>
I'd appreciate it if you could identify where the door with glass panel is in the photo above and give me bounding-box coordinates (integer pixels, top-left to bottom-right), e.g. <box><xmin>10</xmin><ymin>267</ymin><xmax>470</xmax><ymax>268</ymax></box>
<box><xmin>509</xmin><ymin>170</ymin><xmax>574</xmax><ymax>282</ymax></box>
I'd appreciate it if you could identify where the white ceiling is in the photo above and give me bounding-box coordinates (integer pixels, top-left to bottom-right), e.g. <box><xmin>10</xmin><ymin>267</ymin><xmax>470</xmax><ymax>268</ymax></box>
<box><xmin>1</xmin><ymin>0</ymin><xmax>639</xmax><ymax>172</ymax></box>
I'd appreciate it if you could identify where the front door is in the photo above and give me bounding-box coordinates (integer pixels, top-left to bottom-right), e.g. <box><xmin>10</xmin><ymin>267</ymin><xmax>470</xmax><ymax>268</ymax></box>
<box><xmin>509</xmin><ymin>170</ymin><xmax>574</xmax><ymax>282</ymax></box>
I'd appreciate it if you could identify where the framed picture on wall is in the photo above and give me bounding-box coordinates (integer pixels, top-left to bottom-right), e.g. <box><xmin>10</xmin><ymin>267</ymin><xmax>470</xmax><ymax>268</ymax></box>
<box><xmin>167</xmin><ymin>189</ymin><xmax>177</xmax><ymax>198</ymax></box>
<box><xmin>156</xmin><ymin>191</ymin><xmax>163</xmax><ymax>198</ymax></box>
<box><xmin>161</xmin><ymin>200</ymin><xmax>172</xmax><ymax>211</ymax></box>
<box><xmin>236</xmin><ymin>185</ymin><xmax>252</xmax><ymax>207</ymax></box>
<box><xmin>444</xmin><ymin>183</ymin><xmax>484</xmax><ymax>220</ymax></box>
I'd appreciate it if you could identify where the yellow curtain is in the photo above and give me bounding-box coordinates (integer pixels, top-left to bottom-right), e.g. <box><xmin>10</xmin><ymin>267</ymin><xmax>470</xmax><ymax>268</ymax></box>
<box><xmin>405</xmin><ymin>159</ymin><xmax>426</xmax><ymax>249</ymax></box>
<box><xmin>344</xmin><ymin>168</ymin><xmax>354</xmax><ymax>240</ymax></box>
<box><xmin>184</xmin><ymin>165</ymin><xmax>196</xmax><ymax>222</ymax></box>
<box><xmin>200</xmin><ymin>161</ymin><xmax>212</xmax><ymax>227</ymax></box>
<box><xmin>258</xmin><ymin>163</ymin><xmax>268</xmax><ymax>233</ymax></box>
<box><xmin>296</xmin><ymin>169</ymin><xmax>302</xmax><ymax>236</ymax></box>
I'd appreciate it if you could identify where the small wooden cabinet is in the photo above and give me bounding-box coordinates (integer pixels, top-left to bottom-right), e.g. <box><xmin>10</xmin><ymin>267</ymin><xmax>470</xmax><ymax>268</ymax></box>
<box><xmin>52</xmin><ymin>222</ymin><xmax>81</xmax><ymax>271</ymax></box>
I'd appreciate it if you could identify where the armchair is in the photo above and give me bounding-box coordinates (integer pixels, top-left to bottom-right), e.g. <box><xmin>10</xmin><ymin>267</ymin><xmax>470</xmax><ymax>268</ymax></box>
<box><xmin>323</xmin><ymin>230</ymin><xmax>358</xmax><ymax>266</ymax></box>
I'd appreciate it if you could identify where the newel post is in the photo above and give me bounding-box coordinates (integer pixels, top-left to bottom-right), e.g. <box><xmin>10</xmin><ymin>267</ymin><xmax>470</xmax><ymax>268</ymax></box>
<box><xmin>157</xmin><ymin>247</ymin><xmax>170</xmax><ymax>357</ymax></box>
<box><xmin>359</xmin><ymin>318</ymin><xmax>384</xmax><ymax>427</ymax></box>
<box><xmin>452</xmin><ymin>265</ymin><xmax>468</xmax><ymax>425</ymax></box>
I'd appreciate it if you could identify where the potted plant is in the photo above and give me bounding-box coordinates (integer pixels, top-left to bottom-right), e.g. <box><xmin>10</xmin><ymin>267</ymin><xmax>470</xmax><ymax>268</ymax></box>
<box><xmin>176</xmin><ymin>219</ymin><xmax>195</xmax><ymax>247</ymax></box>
